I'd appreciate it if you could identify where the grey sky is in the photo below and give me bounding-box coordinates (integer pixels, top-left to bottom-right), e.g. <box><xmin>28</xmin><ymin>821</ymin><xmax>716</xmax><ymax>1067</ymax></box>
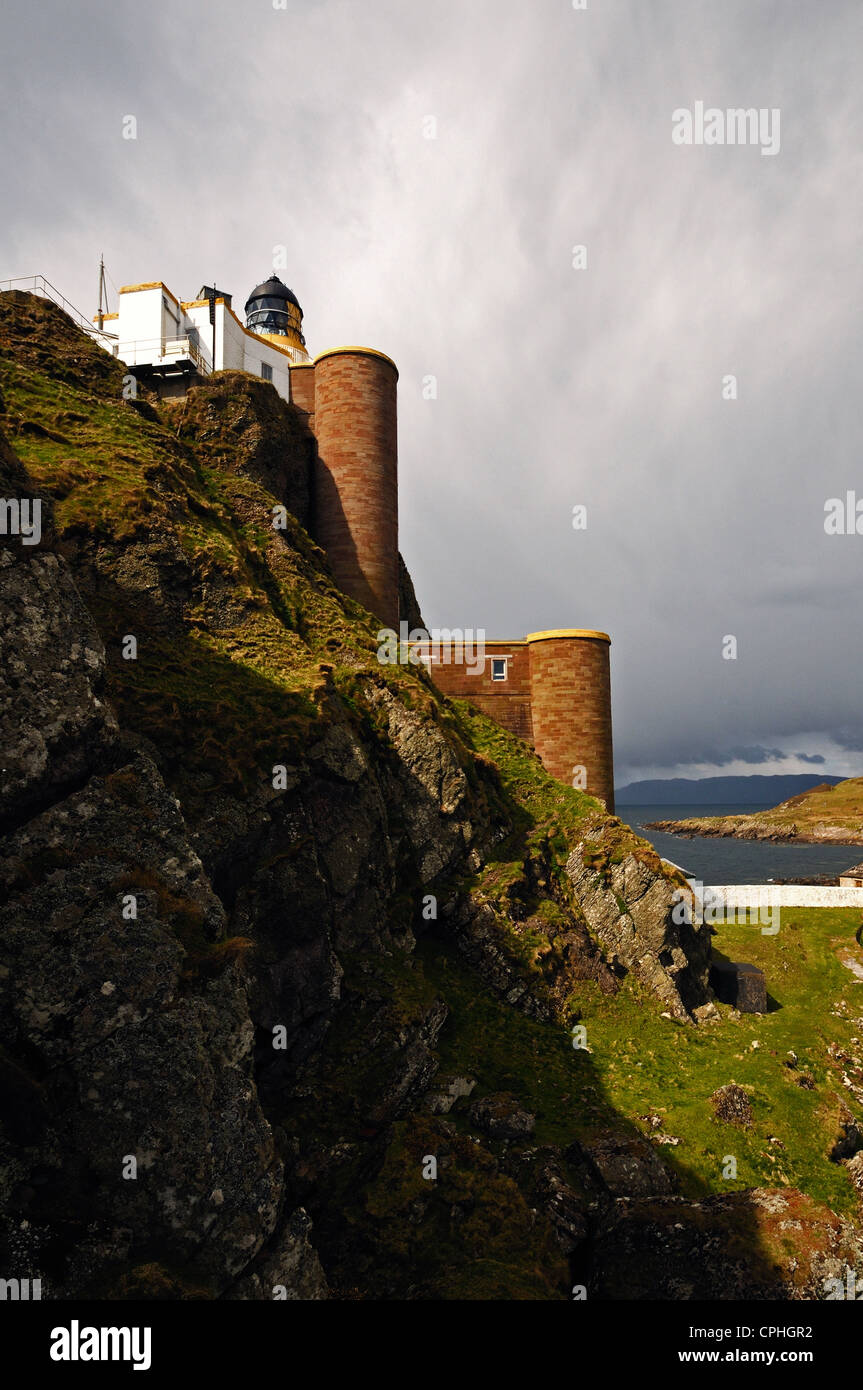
<box><xmin>1</xmin><ymin>0</ymin><xmax>861</xmax><ymax>784</ymax></box>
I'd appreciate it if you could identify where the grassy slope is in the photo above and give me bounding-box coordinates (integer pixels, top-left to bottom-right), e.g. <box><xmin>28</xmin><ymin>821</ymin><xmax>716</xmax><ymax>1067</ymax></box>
<box><xmin>420</xmin><ymin>905</ymin><xmax>863</xmax><ymax>1213</ymax></box>
<box><xmin>648</xmin><ymin>778</ymin><xmax>863</xmax><ymax>846</ymax></box>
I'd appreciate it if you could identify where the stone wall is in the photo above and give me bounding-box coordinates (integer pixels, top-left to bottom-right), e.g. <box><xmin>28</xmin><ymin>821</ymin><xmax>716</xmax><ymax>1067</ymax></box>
<box><xmin>703</xmin><ymin>885</ymin><xmax>863</xmax><ymax>908</ymax></box>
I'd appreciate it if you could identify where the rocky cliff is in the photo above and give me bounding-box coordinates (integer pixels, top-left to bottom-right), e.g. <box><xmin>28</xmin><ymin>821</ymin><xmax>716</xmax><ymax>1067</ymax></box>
<box><xmin>1</xmin><ymin>291</ymin><xmax>858</xmax><ymax>1300</ymax></box>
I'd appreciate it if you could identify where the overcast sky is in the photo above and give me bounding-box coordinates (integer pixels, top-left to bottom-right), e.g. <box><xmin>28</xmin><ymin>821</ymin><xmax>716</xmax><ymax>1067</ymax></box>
<box><xmin>1</xmin><ymin>0</ymin><xmax>861</xmax><ymax>785</ymax></box>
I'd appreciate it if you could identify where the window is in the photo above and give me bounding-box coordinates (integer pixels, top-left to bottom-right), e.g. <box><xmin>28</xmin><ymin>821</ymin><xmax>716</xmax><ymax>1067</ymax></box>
<box><xmin>491</xmin><ymin>658</ymin><xmax>507</xmax><ymax>681</ymax></box>
<box><xmin>261</xmin><ymin>362</ymin><xmax>273</xmax><ymax>382</ymax></box>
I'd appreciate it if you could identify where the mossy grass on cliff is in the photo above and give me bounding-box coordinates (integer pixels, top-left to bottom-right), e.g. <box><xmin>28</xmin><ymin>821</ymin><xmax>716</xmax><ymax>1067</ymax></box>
<box><xmin>361</xmin><ymin>1114</ymin><xmax>568</xmax><ymax>1299</ymax></box>
<box><xmin>446</xmin><ymin>699</ymin><xmax>594</xmax><ymax>836</ymax></box>
<box><xmin>449</xmin><ymin>698</ymin><xmax>663</xmax><ymax>875</ymax></box>
<box><xmin>0</xmin><ymin>293</ymin><xmax>468</xmax><ymax>813</ymax></box>
<box><xmin>441</xmin><ymin>700</ymin><xmax>659</xmax><ymax>996</ymax></box>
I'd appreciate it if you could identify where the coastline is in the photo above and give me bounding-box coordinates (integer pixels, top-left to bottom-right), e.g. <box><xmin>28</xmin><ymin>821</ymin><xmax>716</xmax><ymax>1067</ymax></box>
<box><xmin>644</xmin><ymin>817</ymin><xmax>863</xmax><ymax>847</ymax></box>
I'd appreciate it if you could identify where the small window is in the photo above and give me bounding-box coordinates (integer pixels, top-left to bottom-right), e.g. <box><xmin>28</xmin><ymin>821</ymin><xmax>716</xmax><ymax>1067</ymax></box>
<box><xmin>491</xmin><ymin>658</ymin><xmax>507</xmax><ymax>681</ymax></box>
<box><xmin>261</xmin><ymin>362</ymin><xmax>273</xmax><ymax>382</ymax></box>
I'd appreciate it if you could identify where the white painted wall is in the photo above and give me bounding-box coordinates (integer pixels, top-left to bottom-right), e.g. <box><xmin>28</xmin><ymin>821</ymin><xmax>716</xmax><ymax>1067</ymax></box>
<box><xmin>696</xmin><ymin>884</ymin><xmax>863</xmax><ymax>909</ymax></box>
<box><xmin>114</xmin><ymin>286</ymin><xmax>163</xmax><ymax>364</ymax></box>
<box><xmin>106</xmin><ymin>282</ymin><xmax>300</xmax><ymax>404</ymax></box>
<box><xmin>183</xmin><ymin>301</ymin><xmax>298</xmax><ymax>400</ymax></box>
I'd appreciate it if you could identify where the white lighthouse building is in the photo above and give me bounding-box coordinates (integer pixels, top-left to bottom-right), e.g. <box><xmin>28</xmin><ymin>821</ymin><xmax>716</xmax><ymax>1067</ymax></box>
<box><xmin>94</xmin><ymin>275</ymin><xmax>310</xmax><ymax>402</ymax></box>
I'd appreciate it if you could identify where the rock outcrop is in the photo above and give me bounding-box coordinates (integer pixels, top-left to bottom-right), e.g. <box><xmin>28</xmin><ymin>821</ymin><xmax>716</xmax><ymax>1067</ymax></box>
<box><xmin>568</xmin><ymin>815</ymin><xmax>712</xmax><ymax>1020</ymax></box>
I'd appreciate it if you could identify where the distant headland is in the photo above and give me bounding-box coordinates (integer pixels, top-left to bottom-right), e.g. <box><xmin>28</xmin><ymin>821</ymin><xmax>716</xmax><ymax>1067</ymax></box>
<box><xmin>643</xmin><ymin>777</ymin><xmax>863</xmax><ymax>846</ymax></box>
<box><xmin>616</xmin><ymin>773</ymin><xmax>843</xmax><ymax>806</ymax></box>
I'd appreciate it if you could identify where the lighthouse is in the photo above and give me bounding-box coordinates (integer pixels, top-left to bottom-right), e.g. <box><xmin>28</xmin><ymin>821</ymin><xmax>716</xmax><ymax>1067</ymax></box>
<box><xmin>244</xmin><ymin>275</ymin><xmax>307</xmax><ymax>357</ymax></box>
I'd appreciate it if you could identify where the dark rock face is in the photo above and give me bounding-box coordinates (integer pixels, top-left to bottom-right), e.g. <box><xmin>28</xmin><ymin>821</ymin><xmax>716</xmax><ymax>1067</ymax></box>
<box><xmin>0</xmin><ymin>546</ymin><xmax>116</xmax><ymax>831</ymax></box>
<box><xmin>423</xmin><ymin>1073</ymin><xmax>476</xmax><ymax>1114</ymax></box>
<box><xmin>504</xmin><ymin>1148</ymin><xmax>588</xmax><ymax>1257</ymax></box>
<box><xmin>441</xmin><ymin>889</ymin><xmax>619</xmax><ymax>1023</ymax></box>
<box><xmin>0</xmin><ymin>424</ymin><xmax>320</xmax><ymax>1298</ymax></box>
<box><xmin>576</xmin><ymin>1131</ymin><xmax>677</xmax><ymax>1199</ymax></box>
<box><xmin>227</xmin><ymin>1209</ymin><xmax>328</xmax><ymax>1300</ymax></box>
<box><xmin>589</xmin><ymin>1189</ymin><xmax>863</xmax><ymax>1300</ymax></box>
<box><xmin>179</xmin><ymin>372</ymin><xmax>314</xmax><ymax>532</ymax></box>
<box><xmin>0</xmin><ymin>525</ymin><xmax>290</xmax><ymax>1295</ymax></box>
<box><xmin>830</xmin><ymin>1117</ymin><xmax>862</xmax><ymax>1163</ymax></box>
<box><xmin>397</xmin><ymin>551</ymin><xmax>425</xmax><ymax>631</ymax></box>
<box><xmin>468</xmin><ymin>1093</ymin><xmax>536</xmax><ymax>1140</ymax></box>
<box><xmin>0</xmin><ymin>436</ymin><xmax>115</xmax><ymax>833</ymax></box>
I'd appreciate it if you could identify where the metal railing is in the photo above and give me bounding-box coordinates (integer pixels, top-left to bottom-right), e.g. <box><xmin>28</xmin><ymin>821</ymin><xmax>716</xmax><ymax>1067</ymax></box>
<box><xmin>115</xmin><ymin>336</ymin><xmax>213</xmax><ymax>374</ymax></box>
<box><xmin>0</xmin><ymin>274</ymin><xmax>118</xmax><ymax>344</ymax></box>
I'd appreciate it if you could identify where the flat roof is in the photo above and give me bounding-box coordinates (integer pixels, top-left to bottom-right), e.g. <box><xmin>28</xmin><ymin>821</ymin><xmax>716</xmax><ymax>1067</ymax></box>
<box><xmin>119</xmin><ymin>281</ymin><xmax>180</xmax><ymax>307</ymax></box>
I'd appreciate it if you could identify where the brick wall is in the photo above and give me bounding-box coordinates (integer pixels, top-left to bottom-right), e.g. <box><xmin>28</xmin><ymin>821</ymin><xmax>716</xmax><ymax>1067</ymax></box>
<box><xmin>289</xmin><ymin>362</ymin><xmax>315</xmax><ymax>427</ymax></box>
<box><xmin>313</xmin><ymin>349</ymin><xmax>399</xmax><ymax>629</ymax></box>
<box><xmin>423</xmin><ymin>640</ymin><xmax>534</xmax><ymax>741</ymax></box>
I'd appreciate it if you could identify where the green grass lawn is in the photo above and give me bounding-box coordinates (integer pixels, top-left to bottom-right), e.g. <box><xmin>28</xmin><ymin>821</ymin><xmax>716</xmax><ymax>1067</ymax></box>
<box><xmin>420</xmin><ymin>907</ymin><xmax>863</xmax><ymax>1213</ymax></box>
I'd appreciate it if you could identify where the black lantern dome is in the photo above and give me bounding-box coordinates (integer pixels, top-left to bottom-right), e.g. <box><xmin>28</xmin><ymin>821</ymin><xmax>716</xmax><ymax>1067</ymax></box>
<box><xmin>244</xmin><ymin>275</ymin><xmax>305</xmax><ymax>345</ymax></box>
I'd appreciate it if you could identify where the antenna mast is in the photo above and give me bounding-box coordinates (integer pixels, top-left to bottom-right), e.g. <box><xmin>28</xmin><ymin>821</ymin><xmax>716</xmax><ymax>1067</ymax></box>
<box><xmin>97</xmin><ymin>254</ymin><xmax>105</xmax><ymax>332</ymax></box>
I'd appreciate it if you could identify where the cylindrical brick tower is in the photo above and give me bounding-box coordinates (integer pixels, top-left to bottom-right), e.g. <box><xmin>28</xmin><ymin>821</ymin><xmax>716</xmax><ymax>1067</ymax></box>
<box><xmin>526</xmin><ymin>629</ymin><xmax>614</xmax><ymax>811</ymax></box>
<box><xmin>312</xmin><ymin>347</ymin><xmax>399</xmax><ymax>630</ymax></box>
<box><xmin>289</xmin><ymin>361</ymin><xmax>316</xmax><ymax>423</ymax></box>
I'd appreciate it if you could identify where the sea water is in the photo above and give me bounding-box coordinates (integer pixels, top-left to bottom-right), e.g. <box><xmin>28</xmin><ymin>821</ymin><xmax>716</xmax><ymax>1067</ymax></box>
<box><xmin>618</xmin><ymin>803</ymin><xmax>861</xmax><ymax>886</ymax></box>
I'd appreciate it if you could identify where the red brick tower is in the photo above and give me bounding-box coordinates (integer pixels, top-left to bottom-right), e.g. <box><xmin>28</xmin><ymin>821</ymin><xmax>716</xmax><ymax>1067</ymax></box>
<box><xmin>311</xmin><ymin>347</ymin><xmax>399</xmax><ymax>630</ymax></box>
<box><xmin>526</xmin><ymin>630</ymin><xmax>614</xmax><ymax>810</ymax></box>
<box><xmin>289</xmin><ymin>361</ymin><xmax>316</xmax><ymax>424</ymax></box>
